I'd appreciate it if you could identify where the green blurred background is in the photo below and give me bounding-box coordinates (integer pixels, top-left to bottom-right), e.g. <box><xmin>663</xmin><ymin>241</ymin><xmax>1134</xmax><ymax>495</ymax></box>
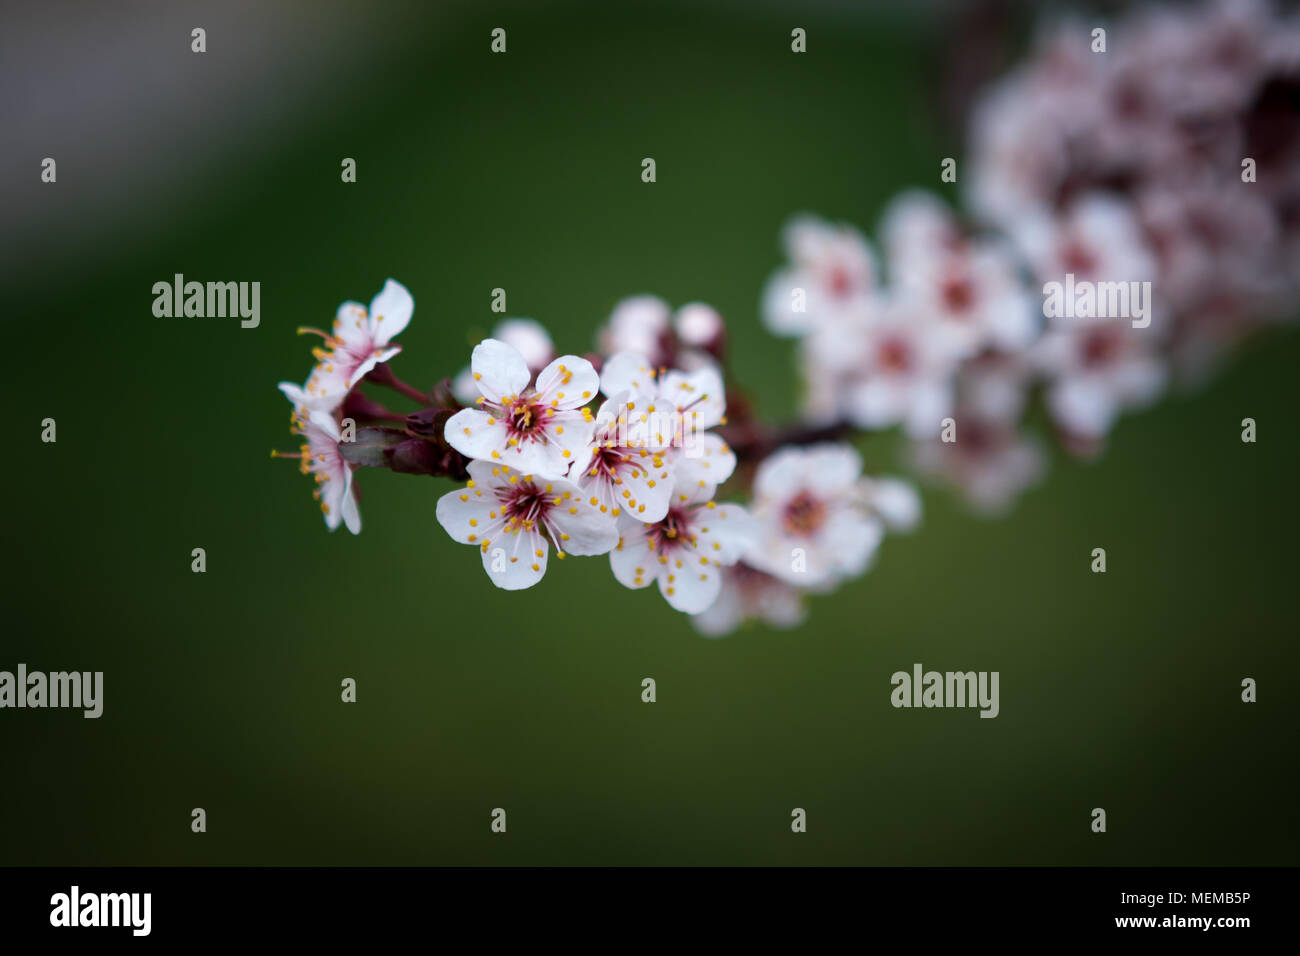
<box><xmin>3</xmin><ymin>0</ymin><xmax>1297</xmax><ymax>865</ymax></box>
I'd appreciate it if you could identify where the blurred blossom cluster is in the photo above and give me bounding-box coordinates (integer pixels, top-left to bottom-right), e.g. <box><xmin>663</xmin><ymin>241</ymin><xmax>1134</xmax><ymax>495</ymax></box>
<box><xmin>767</xmin><ymin>0</ymin><xmax>1298</xmax><ymax>512</ymax></box>
<box><xmin>274</xmin><ymin>0</ymin><xmax>1298</xmax><ymax>637</ymax></box>
<box><xmin>969</xmin><ymin>0</ymin><xmax>1300</xmax><ymax>377</ymax></box>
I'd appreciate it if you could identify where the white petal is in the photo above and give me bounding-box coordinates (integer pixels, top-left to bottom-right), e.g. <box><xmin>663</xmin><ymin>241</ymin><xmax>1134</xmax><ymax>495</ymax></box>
<box><xmin>435</xmin><ymin>484</ymin><xmax>500</xmax><ymax>545</ymax></box>
<box><xmin>695</xmin><ymin>503</ymin><xmax>757</xmax><ymax>565</ymax></box>
<box><xmin>535</xmin><ymin>355</ymin><xmax>599</xmax><ymax>409</ymax></box>
<box><xmin>481</xmin><ymin>528</ymin><xmax>549</xmax><ymax>590</ymax></box>
<box><xmin>616</xmin><ymin>455</ymin><xmax>674</xmax><ymax>522</ymax></box>
<box><xmin>658</xmin><ymin>562</ymin><xmax>723</xmax><ymax>614</ymax></box>
<box><xmin>803</xmin><ymin>444</ymin><xmax>862</xmax><ymax>496</ymax></box>
<box><xmin>753</xmin><ymin>446</ymin><xmax>814</xmax><ymax>501</ymax></box>
<box><xmin>541</xmin><ymin>411</ymin><xmax>597</xmax><ymax>465</ymax></box>
<box><xmin>599</xmin><ymin>352</ymin><xmax>656</xmax><ymax>398</ymax></box>
<box><xmin>866</xmin><ymin>477</ymin><xmax>921</xmax><ymax>532</ymax></box>
<box><xmin>820</xmin><ymin>510</ymin><xmax>883</xmax><ymax>578</ymax></box>
<box><xmin>661</xmin><ymin>366</ymin><xmax>726</xmax><ymax>429</ymax></box>
<box><xmin>494</xmin><ymin>318</ymin><xmax>553</xmax><ymax>369</ymax></box>
<box><xmin>548</xmin><ymin>493</ymin><xmax>619</xmax><ymax>556</ymax></box>
<box><xmin>610</xmin><ymin>521</ymin><xmax>655</xmax><ymax>589</ymax></box>
<box><xmin>347</xmin><ymin>345</ymin><xmax>402</xmax><ymax>389</ymax></box>
<box><xmin>340</xmin><ymin>472</ymin><xmax>362</xmax><ymax>535</ymax></box>
<box><xmin>445</xmin><ymin>408</ymin><xmax>511</xmax><ymax>462</ymax></box>
<box><xmin>499</xmin><ymin>435</ymin><xmax>577</xmax><ymax>481</ymax></box>
<box><xmin>471</xmin><ymin>338</ymin><xmax>531</xmax><ymax>403</ymax></box>
<box><xmin>332</xmin><ymin>301</ymin><xmax>370</xmax><ymax>348</ymax></box>
<box><xmin>674</xmin><ymin>432</ymin><xmax>736</xmax><ymax>494</ymax></box>
<box><xmin>369</xmin><ymin>279</ymin><xmax>413</xmax><ymax>343</ymax></box>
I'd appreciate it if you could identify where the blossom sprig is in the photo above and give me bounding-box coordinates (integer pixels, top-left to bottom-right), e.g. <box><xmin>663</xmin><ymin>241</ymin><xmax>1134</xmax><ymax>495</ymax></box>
<box><xmin>273</xmin><ymin>0</ymin><xmax>1297</xmax><ymax>635</ymax></box>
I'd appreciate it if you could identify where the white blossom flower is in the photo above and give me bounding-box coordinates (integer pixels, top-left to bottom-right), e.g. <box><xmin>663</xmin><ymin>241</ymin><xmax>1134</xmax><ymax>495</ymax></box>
<box><xmin>599</xmin><ymin>295</ymin><xmax>673</xmax><ymax>365</ymax></box>
<box><xmin>690</xmin><ymin>563</ymin><xmax>807</xmax><ymax>637</ymax></box>
<box><xmin>445</xmin><ymin>339</ymin><xmax>599</xmax><ymax>480</ymax></box>
<box><xmin>436</xmin><ymin>461</ymin><xmax>618</xmax><ymax>591</ymax></box>
<box><xmin>882</xmin><ymin>191</ymin><xmax>1038</xmax><ymax>357</ymax></box>
<box><xmin>1033</xmin><ymin>315</ymin><xmax>1167</xmax><ymax>442</ymax></box>
<box><xmin>1013</xmin><ymin>194</ymin><xmax>1158</xmax><ymax>289</ymax></box>
<box><xmin>453</xmin><ymin>319</ymin><xmax>554</xmax><ymax>405</ymax></box>
<box><xmin>674</xmin><ymin>302</ymin><xmax>725</xmax><ymax>350</ymax></box>
<box><xmin>609</xmin><ymin>479</ymin><xmax>755</xmax><ymax>614</ymax></box>
<box><xmin>279</xmin><ymin>279</ymin><xmax>413</xmax><ymax>412</ymax></box>
<box><xmin>745</xmin><ymin>445</ymin><xmax>885</xmax><ymax>589</ymax></box>
<box><xmin>840</xmin><ymin>300</ymin><xmax>961</xmax><ymax>438</ymax></box>
<box><xmin>571</xmin><ymin>390</ymin><xmax>678</xmax><ymax>523</ymax></box>
<box><xmin>965</xmin><ymin>74</ymin><xmax>1071</xmax><ymax>229</ymax></box>
<box><xmin>762</xmin><ymin>215</ymin><xmax>880</xmax><ymax>337</ymax></box>
<box><xmin>598</xmin><ymin>351</ymin><xmax>736</xmax><ymax>495</ymax></box>
<box><xmin>277</xmin><ymin>404</ymin><xmax>362</xmax><ymax>535</ymax></box>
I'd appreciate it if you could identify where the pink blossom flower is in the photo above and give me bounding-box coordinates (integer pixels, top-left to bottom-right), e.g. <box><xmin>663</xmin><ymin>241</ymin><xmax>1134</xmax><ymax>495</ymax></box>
<box><xmin>277</xmin><ymin>404</ymin><xmax>361</xmax><ymax>534</ymax></box>
<box><xmin>279</xmin><ymin>279</ymin><xmax>413</xmax><ymax>411</ymax></box>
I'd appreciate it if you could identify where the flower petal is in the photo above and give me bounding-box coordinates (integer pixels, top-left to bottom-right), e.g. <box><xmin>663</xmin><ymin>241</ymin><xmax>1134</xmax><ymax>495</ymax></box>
<box><xmin>657</xmin><ymin>561</ymin><xmax>723</xmax><ymax>614</ymax></box>
<box><xmin>803</xmin><ymin>444</ymin><xmax>862</xmax><ymax>496</ymax></box>
<box><xmin>347</xmin><ymin>345</ymin><xmax>403</xmax><ymax>389</ymax></box>
<box><xmin>471</xmin><ymin>338</ymin><xmax>531</xmax><ymax>403</ymax></box>
<box><xmin>445</xmin><ymin>408</ymin><xmax>511</xmax><ymax>462</ymax></box>
<box><xmin>499</xmin><ymin>435</ymin><xmax>578</xmax><ymax>481</ymax></box>
<box><xmin>609</xmin><ymin>521</ymin><xmax>656</xmax><ymax>589</ymax></box>
<box><xmin>369</xmin><ymin>279</ymin><xmax>413</xmax><ymax>343</ymax></box>
<box><xmin>616</xmin><ymin>454</ymin><xmax>674</xmax><ymax>522</ymax></box>
<box><xmin>549</xmin><ymin>493</ymin><xmax>618</xmax><ymax>556</ymax></box>
<box><xmin>865</xmin><ymin>477</ymin><xmax>921</xmax><ymax>532</ymax></box>
<box><xmin>600</xmin><ymin>351</ymin><xmax>657</xmax><ymax>398</ymax></box>
<box><xmin>675</xmin><ymin>432</ymin><xmax>736</xmax><ymax>493</ymax></box>
<box><xmin>694</xmin><ymin>503</ymin><xmax>757</xmax><ymax>565</ymax></box>
<box><xmin>661</xmin><ymin>365</ymin><xmax>726</xmax><ymax>429</ymax></box>
<box><xmin>340</xmin><ymin>472</ymin><xmax>363</xmax><ymax>535</ymax></box>
<box><xmin>435</xmin><ymin>483</ymin><xmax>499</xmax><ymax>544</ymax></box>
<box><xmin>535</xmin><ymin>355</ymin><xmax>599</xmax><ymax>409</ymax></box>
<box><xmin>481</xmin><ymin>529</ymin><xmax>549</xmax><ymax>590</ymax></box>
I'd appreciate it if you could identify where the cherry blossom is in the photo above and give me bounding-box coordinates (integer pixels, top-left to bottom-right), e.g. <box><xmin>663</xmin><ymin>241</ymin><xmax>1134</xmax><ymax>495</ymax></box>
<box><xmin>745</xmin><ymin>445</ymin><xmax>887</xmax><ymax>589</ymax></box>
<box><xmin>436</xmin><ymin>461</ymin><xmax>618</xmax><ymax>590</ymax></box>
<box><xmin>275</xmin><ymin>404</ymin><xmax>361</xmax><ymax>535</ymax></box>
<box><xmin>445</xmin><ymin>339</ymin><xmax>599</xmax><ymax>480</ymax></box>
<box><xmin>279</xmin><ymin>279</ymin><xmax>412</xmax><ymax>412</ymax></box>
<box><xmin>453</xmin><ymin>318</ymin><xmax>554</xmax><ymax>405</ymax></box>
<box><xmin>609</xmin><ymin>479</ymin><xmax>755</xmax><ymax>614</ymax></box>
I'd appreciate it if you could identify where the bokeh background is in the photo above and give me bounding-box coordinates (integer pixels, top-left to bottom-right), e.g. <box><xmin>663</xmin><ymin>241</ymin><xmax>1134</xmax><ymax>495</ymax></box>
<box><xmin>3</xmin><ymin>0</ymin><xmax>1297</xmax><ymax>865</ymax></box>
